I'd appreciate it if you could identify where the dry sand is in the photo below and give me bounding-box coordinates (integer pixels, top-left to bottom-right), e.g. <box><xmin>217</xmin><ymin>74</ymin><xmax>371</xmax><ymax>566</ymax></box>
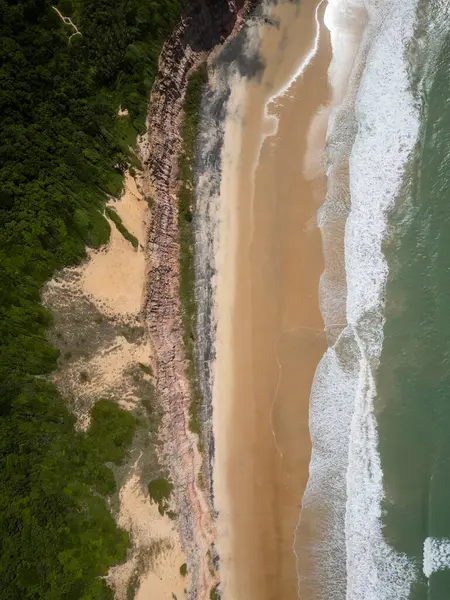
<box><xmin>82</xmin><ymin>172</ymin><xmax>148</xmax><ymax>318</ymax></box>
<box><xmin>108</xmin><ymin>466</ymin><xmax>189</xmax><ymax>600</ymax></box>
<box><xmin>212</xmin><ymin>1</ymin><xmax>332</xmax><ymax>599</ymax></box>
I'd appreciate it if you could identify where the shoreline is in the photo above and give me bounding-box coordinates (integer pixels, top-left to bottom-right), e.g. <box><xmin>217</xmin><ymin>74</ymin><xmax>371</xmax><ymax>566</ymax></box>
<box><xmin>207</xmin><ymin>1</ymin><xmax>333</xmax><ymax>598</ymax></box>
<box><xmin>294</xmin><ymin>1</ymin><xmax>420</xmax><ymax>598</ymax></box>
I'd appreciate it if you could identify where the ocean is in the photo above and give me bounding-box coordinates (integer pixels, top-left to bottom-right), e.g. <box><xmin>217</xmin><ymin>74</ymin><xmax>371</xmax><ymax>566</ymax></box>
<box><xmin>296</xmin><ymin>0</ymin><xmax>450</xmax><ymax>598</ymax></box>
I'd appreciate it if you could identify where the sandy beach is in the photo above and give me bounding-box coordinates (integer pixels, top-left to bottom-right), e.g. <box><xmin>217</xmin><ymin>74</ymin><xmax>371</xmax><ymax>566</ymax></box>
<box><xmin>211</xmin><ymin>1</ymin><xmax>332</xmax><ymax>599</ymax></box>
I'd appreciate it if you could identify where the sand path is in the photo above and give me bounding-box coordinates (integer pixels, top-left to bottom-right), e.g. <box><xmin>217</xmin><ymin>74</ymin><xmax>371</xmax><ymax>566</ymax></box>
<box><xmin>212</xmin><ymin>1</ymin><xmax>332</xmax><ymax>599</ymax></box>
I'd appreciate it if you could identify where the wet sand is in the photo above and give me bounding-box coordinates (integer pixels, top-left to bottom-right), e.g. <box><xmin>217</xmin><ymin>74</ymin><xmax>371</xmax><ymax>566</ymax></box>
<box><xmin>212</xmin><ymin>1</ymin><xmax>332</xmax><ymax>599</ymax></box>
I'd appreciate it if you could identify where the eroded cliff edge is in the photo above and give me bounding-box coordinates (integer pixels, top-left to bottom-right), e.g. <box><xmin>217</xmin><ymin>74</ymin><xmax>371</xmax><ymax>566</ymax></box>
<box><xmin>139</xmin><ymin>1</ymin><xmax>257</xmax><ymax>598</ymax></box>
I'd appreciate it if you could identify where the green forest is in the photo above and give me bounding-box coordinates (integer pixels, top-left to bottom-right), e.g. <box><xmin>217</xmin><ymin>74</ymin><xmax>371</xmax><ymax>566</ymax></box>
<box><xmin>0</xmin><ymin>0</ymin><xmax>182</xmax><ymax>597</ymax></box>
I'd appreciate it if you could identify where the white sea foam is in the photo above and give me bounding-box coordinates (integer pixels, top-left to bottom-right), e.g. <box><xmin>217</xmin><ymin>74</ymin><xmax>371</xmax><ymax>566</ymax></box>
<box><xmin>297</xmin><ymin>333</ymin><xmax>358</xmax><ymax>599</ymax></box>
<box><xmin>298</xmin><ymin>0</ymin><xmax>422</xmax><ymax>597</ymax></box>
<box><xmin>423</xmin><ymin>537</ymin><xmax>450</xmax><ymax>578</ymax></box>
<box><xmin>316</xmin><ymin>0</ymin><xmax>370</xmax><ymax>336</ymax></box>
<box><xmin>324</xmin><ymin>0</ymin><xmax>368</xmax><ymax>107</ymax></box>
<box><xmin>264</xmin><ymin>0</ymin><xmax>324</xmax><ymax>136</ymax></box>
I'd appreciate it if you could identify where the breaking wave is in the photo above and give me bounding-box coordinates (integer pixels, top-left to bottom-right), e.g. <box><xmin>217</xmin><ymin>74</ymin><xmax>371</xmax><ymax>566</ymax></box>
<box><xmin>296</xmin><ymin>0</ymin><xmax>421</xmax><ymax>597</ymax></box>
<box><xmin>423</xmin><ymin>538</ymin><xmax>450</xmax><ymax>579</ymax></box>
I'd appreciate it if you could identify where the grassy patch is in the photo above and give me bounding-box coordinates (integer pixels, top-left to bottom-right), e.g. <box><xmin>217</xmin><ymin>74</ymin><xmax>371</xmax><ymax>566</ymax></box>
<box><xmin>180</xmin><ymin>563</ymin><xmax>188</xmax><ymax>577</ymax></box>
<box><xmin>178</xmin><ymin>64</ymin><xmax>208</xmax><ymax>438</ymax></box>
<box><xmin>79</xmin><ymin>369</ymin><xmax>90</xmax><ymax>383</ymax></box>
<box><xmin>87</xmin><ymin>400</ymin><xmax>137</xmax><ymax>465</ymax></box>
<box><xmin>105</xmin><ymin>206</ymin><xmax>139</xmax><ymax>248</ymax></box>
<box><xmin>103</xmin><ymin>170</ymin><xmax>126</xmax><ymax>198</ymax></box>
<box><xmin>148</xmin><ymin>477</ymin><xmax>174</xmax><ymax>516</ymax></box>
<box><xmin>138</xmin><ymin>362</ymin><xmax>153</xmax><ymax>376</ymax></box>
<box><xmin>207</xmin><ymin>547</ymin><xmax>216</xmax><ymax>577</ymax></box>
<box><xmin>210</xmin><ymin>585</ymin><xmax>220</xmax><ymax>600</ymax></box>
<box><xmin>118</xmin><ymin>324</ymin><xmax>146</xmax><ymax>343</ymax></box>
<box><xmin>197</xmin><ymin>469</ymin><xmax>205</xmax><ymax>490</ymax></box>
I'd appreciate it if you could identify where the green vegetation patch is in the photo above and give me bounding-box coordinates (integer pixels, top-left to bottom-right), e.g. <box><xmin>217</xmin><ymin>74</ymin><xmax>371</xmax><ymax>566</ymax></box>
<box><xmin>210</xmin><ymin>585</ymin><xmax>220</xmax><ymax>600</ymax></box>
<box><xmin>178</xmin><ymin>64</ymin><xmax>208</xmax><ymax>437</ymax></box>
<box><xmin>105</xmin><ymin>206</ymin><xmax>139</xmax><ymax>248</ymax></box>
<box><xmin>180</xmin><ymin>562</ymin><xmax>188</xmax><ymax>577</ymax></box>
<box><xmin>0</xmin><ymin>395</ymin><xmax>136</xmax><ymax>599</ymax></box>
<box><xmin>87</xmin><ymin>400</ymin><xmax>136</xmax><ymax>465</ymax></box>
<box><xmin>148</xmin><ymin>477</ymin><xmax>174</xmax><ymax>516</ymax></box>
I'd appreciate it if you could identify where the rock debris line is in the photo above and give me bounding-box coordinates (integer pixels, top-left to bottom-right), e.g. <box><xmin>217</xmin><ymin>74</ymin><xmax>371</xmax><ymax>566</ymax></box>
<box><xmin>139</xmin><ymin>0</ymin><xmax>257</xmax><ymax>598</ymax></box>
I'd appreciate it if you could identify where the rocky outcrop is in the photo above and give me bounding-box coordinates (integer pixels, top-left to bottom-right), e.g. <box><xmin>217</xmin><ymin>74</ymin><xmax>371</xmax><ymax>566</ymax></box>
<box><xmin>139</xmin><ymin>1</ymin><xmax>257</xmax><ymax>599</ymax></box>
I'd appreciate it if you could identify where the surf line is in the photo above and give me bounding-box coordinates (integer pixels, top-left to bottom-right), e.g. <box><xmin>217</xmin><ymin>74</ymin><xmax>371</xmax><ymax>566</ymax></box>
<box><xmin>248</xmin><ymin>0</ymin><xmax>326</xmax><ymax>246</ymax></box>
<box><xmin>264</xmin><ymin>0</ymin><xmax>325</xmax><ymax>139</ymax></box>
<box><xmin>269</xmin><ymin>322</ymin><xmax>347</xmax><ymax>462</ymax></box>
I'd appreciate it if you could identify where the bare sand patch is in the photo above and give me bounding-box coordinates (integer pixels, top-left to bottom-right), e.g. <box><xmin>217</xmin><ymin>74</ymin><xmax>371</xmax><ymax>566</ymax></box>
<box><xmin>109</xmin><ymin>469</ymin><xmax>188</xmax><ymax>600</ymax></box>
<box><xmin>82</xmin><ymin>172</ymin><xmax>148</xmax><ymax>318</ymax></box>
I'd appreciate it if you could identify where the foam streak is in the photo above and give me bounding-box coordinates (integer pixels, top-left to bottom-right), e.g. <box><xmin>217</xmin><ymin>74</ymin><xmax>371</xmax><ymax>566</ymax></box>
<box><xmin>263</xmin><ymin>0</ymin><xmax>324</xmax><ymax>138</ymax></box>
